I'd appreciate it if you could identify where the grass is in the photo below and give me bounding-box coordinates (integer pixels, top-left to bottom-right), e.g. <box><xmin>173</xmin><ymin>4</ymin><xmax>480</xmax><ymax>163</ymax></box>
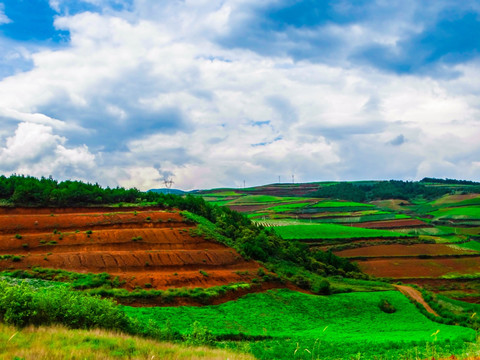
<box><xmin>202</xmin><ymin>191</ymin><xmax>243</xmax><ymax>197</ymax></box>
<box><xmin>429</xmin><ymin>206</ymin><xmax>480</xmax><ymax>220</ymax></box>
<box><xmin>228</xmin><ymin>195</ymin><xmax>301</xmax><ymax>205</ymax></box>
<box><xmin>124</xmin><ymin>289</ymin><xmax>475</xmax><ymax>360</ymax></box>
<box><xmin>455</xmin><ymin>241</ymin><xmax>480</xmax><ymax>252</ymax></box>
<box><xmin>0</xmin><ymin>323</ymin><xmax>255</xmax><ymax>360</ymax></box>
<box><xmin>271</xmin><ymin>223</ymin><xmax>410</xmax><ymax>240</ymax></box>
<box><xmin>265</xmin><ymin>202</ymin><xmax>311</xmax><ymax>213</ymax></box>
<box><xmin>313</xmin><ymin>200</ymin><xmax>374</xmax><ymax>208</ymax></box>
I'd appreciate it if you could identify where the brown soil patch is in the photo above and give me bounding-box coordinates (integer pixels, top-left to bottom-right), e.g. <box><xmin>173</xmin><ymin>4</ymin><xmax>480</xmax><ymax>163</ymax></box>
<box><xmin>335</xmin><ymin>244</ymin><xmax>477</xmax><ymax>258</ymax></box>
<box><xmin>394</xmin><ymin>285</ymin><xmax>439</xmax><ymax>316</ymax></box>
<box><xmin>433</xmin><ymin>194</ymin><xmax>479</xmax><ymax>206</ymax></box>
<box><xmin>370</xmin><ymin>199</ymin><xmax>410</xmax><ymax>211</ymax></box>
<box><xmin>358</xmin><ymin>257</ymin><xmax>480</xmax><ymax>278</ymax></box>
<box><xmin>0</xmin><ymin>208</ymin><xmax>263</xmax><ymax>290</ymax></box>
<box><xmin>349</xmin><ymin>219</ymin><xmax>429</xmax><ymax>229</ymax></box>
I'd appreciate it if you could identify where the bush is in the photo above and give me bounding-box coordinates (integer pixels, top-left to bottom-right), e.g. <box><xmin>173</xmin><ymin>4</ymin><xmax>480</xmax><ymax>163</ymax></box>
<box><xmin>183</xmin><ymin>321</ymin><xmax>213</xmax><ymax>346</ymax></box>
<box><xmin>312</xmin><ymin>279</ymin><xmax>331</xmax><ymax>295</ymax></box>
<box><xmin>0</xmin><ymin>281</ymin><xmax>130</xmax><ymax>330</ymax></box>
<box><xmin>379</xmin><ymin>299</ymin><xmax>396</xmax><ymax>313</ymax></box>
<box><xmin>14</xmin><ymin>234</ymin><xmax>22</xmax><ymax>239</ymax></box>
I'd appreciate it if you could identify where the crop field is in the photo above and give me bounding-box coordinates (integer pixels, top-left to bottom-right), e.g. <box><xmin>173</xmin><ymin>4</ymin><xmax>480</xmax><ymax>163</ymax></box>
<box><xmin>271</xmin><ymin>223</ymin><xmax>410</xmax><ymax>240</ymax></box>
<box><xmin>358</xmin><ymin>257</ymin><xmax>480</xmax><ymax>278</ymax></box>
<box><xmin>313</xmin><ymin>200</ymin><xmax>374</xmax><ymax>208</ymax></box>
<box><xmin>124</xmin><ymin>289</ymin><xmax>475</xmax><ymax>360</ymax></box>
<box><xmin>200</xmin><ymin>184</ymin><xmax>480</xmax><ymax>300</ymax></box>
<box><xmin>429</xmin><ymin>206</ymin><xmax>480</xmax><ymax>220</ymax></box>
<box><xmin>335</xmin><ymin>244</ymin><xmax>478</xmax><ymax>258</ymax></box>
<box><xmin>0</xmin><ymin>208</ymin><xmax>263</xmax><ymax>291</ymax></box>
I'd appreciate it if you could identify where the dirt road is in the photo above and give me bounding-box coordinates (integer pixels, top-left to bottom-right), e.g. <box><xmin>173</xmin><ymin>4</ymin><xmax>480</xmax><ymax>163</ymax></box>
<box><xmin>394</xmin><ymin>284</ymin><xmax>439</xmax><ymax>317</ymax></box>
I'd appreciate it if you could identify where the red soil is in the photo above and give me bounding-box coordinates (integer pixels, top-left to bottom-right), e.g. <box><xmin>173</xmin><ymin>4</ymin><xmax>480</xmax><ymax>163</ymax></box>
<box><xmin>335</xmin><ymin>244</ymin><xmax>476</xmax><ymax>258</ymax></box>
<box><xmin>0</xmin><ymin>208</ymin><xmax>263</xmax><ymax>290</ymax></box>
<box><xmin>349</xmin><ymin>218</ymin><xmax>429</xmax><ymax>229</ymax></box>
<box><xmin>358</xmin><ymin>257</ymin><xmax>480</xmax><ymax>278</ymax></box>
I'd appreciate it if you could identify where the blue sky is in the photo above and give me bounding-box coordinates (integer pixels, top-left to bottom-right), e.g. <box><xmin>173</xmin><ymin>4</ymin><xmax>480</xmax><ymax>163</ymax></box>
<box><xmin>0</xmin><ymin>0</ymin><xmax>479</xmax><ymax>190</ymax></box>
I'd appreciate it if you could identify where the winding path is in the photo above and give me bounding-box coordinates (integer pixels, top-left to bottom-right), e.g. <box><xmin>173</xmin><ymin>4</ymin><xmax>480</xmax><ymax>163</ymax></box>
<box><xmin>394</xmin><ymin>284</ymin><xmax>439</xmax><ymax>317</ymax></box>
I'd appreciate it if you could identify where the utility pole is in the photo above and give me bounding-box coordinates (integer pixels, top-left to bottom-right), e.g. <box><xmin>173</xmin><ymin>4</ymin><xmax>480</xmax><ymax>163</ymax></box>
<box><xmin>278</xmin><ymin>176</ymin><xmax>281</xmax><ymax>183</ymax></box>
<box><xmin>163</xmin><ymin>177</ymin><xmax>174</xmax><ymax>194</ymax></box>
<box><xmin>292</xmin><ymin>174</ymin><xmax>294</xmax><ymax>184</ymax></box>
<box><xmin>243</xmin><ymin>180</ymin><xmax>245</xmax><ymax>188</ymax></box>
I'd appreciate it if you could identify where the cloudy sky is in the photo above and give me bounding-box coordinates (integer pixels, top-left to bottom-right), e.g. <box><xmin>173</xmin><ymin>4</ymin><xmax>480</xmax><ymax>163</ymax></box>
<box><xmin>0</xmin><ymin>0</ymin><xmax>479</xmax><ymax>190</ymax></box>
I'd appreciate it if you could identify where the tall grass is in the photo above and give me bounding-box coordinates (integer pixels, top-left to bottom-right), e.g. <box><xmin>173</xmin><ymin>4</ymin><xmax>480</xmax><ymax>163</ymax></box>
<box><xmin>0</xmin><ymin>323</ymin><xmax>255</xmax><ymax>360</ymax></box>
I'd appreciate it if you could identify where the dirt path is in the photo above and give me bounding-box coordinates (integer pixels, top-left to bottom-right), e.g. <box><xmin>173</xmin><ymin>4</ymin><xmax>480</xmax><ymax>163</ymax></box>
<box><xmin>394</xmin><ymin>285</ymin><xmax>439</xmax><ymax>317</ymax></box>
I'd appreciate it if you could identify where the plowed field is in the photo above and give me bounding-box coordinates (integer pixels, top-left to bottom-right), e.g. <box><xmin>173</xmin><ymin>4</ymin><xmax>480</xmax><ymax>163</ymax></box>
<box><xmin>349</xmin><ymin>219</ymin><xmax>429</xmax><ymax>229</ymax></box>
<box><xmin>358</xmin><ymin>257</ymin><xmax>480</xmax><ymax>278</ymax></box>
<box><xmin>335</xmin><ymin>244</ymin><xmax>477</xmax><ymax>258</ymax></box>
<box><xmin>0</xmin><ymin>208</ymin><xmax>262</xmax><ymax>290</ymax></box>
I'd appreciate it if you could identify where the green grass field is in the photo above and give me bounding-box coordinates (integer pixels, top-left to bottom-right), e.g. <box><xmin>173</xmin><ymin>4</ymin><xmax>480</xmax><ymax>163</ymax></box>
<box><xmin>271</xmin><ymin>223</ymin><xmax>410</xmax><ymax>240</ymax></box>
<box><xmin>313</xmin><ymin>201</ymin><xmax>374</xmax><ymax>208</ymax></box>
<box><xmin>265</xmin><ymin>202</ymin><xmax>311</xmax><ymax>212</ymax></box>
<box><xmin>429</xmin><ymin>206</ymin><xmax>480</xmax><ymax>220</ymax></box>
<box><xmin>229</xmin><ymin>195</ymin><xmax>302</xmax><ymax>205</ymax></box>
<box><xmin>123</xmin><ymin>289</ymin><xmax>475</xmax><ymax>360</ymax></box>
<box><xmin>455</xmin><ymin>240</ymin><xmax>480</xmax><ymax>252</ymax></box>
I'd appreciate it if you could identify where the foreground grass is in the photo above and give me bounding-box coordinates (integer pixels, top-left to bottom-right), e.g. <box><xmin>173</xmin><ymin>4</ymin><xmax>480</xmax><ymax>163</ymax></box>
<box><xmin>0</xmin><ymin>323</ymin><xmax>255</xmax><ymax>360</ymax></box>
<box><xmin>124</xmin><ymin>289</ymin><xmax>475</xmax><ymax>360</ymax></box>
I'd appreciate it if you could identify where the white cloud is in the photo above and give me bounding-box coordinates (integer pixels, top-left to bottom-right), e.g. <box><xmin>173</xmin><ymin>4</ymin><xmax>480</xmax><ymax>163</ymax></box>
<box><xmin>0</xmin><ymin>2</ymin><xmax>479</xmax><ymax>189</ymax></box>
<box><xmin>0</xmin><ymin>122</ymin><xmax>96</xmax><ymax>180</ymax></box>
<box><xmin>0</xmin><ymin>5</ymin><xmax>10</xmax><ymax>24</ymax></box>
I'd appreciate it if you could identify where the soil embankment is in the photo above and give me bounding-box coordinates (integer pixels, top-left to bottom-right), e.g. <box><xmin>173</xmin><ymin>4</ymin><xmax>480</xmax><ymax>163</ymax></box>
<box><xmin>0</xmin><ymin>207</ymin><xmax>263</xmax><ymax>290</ymax></box>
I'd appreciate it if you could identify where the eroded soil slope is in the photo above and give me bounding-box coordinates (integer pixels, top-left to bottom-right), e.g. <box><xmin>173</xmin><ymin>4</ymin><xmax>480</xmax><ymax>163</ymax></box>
<box><xmin>0</xmin><ymin>208</ymin><xmax>262</xmax><ymax>289</ymax></box>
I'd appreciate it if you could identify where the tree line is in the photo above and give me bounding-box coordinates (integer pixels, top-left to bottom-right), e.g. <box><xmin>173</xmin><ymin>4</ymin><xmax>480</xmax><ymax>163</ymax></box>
<box><xmin>309</xmin><ymin>180</ymin><xmax>480</xmax><ymax>202</ymax></box>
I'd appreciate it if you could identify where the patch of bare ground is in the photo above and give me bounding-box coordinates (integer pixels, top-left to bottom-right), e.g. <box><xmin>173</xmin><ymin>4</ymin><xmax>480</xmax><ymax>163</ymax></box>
<box><xmin>0</xmin><ymin>207</ymin><xmax>265</xmax><ymax>291</ymax></box>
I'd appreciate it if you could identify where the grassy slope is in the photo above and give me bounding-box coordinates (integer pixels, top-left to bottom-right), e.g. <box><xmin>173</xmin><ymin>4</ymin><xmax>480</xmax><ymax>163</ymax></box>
<box><xmin>0</xmin><ymin>323</ymin><xmax>254</xmax><ymax>360</ymax></box>
<box><xmin>272</xmin><ymin>223</ymin><xmax>410</xmax><ymax>240</ymax></box>
<box><xmin>429</xmin><ymin>206</ymin><xmax>480</xmax><ymax>220</ymax></box>
<box><xmin>124</xmin><ymin>289</ymin><xmax>475</xmax><ymax>360</ymax></box>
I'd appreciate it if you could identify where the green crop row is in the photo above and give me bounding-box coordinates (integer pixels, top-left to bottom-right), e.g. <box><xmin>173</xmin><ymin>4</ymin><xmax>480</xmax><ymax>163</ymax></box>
<box><xmin>272</xmin><ymin>223</ymin><xmax>410</xmax><ymax>240</ymax></box>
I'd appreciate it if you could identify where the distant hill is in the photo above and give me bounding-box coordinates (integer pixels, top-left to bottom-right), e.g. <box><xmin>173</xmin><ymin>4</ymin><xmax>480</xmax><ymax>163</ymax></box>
<box><xmin>148</xmin><ymin>188</ymin><xmax>186</xmax><ymax>195</ymax></box>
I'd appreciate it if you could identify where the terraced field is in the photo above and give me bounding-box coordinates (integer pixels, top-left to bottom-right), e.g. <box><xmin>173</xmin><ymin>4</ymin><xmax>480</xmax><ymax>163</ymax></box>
<box><xmin>201</xmin><ymin>183</ymin><xmax>480</xmax><ymax>301</ymax></box>
<box><xmin>0</xmin><ymin>208</ymin><xmax>263</xmax><ymax>290</ymax></box>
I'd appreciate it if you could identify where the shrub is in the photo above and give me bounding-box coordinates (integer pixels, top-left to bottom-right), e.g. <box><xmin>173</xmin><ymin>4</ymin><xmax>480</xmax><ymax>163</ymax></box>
<box><xmin>14</xmin><ymin>234</ymin><xmax>22</xmax><ymax>239</ymax></box>
<box><xmin>85</xmin><ymin>230</ymin><xmax>93</xmax><ymax>235</ymax></box>
<box><xmin>22</xmin><ymin>243</ymin><xmax>29</xmax><ymax>249</ymax></box>
<box><xmin>11</xmin><ymin>256</ymin><xmax>22</xmax><ymax>262</ymax></box>
<box><xmin>199</xmin><ymin>270</ymin><xmax>209</xmax><ymax>277</ymax></box>
<box><xmin>0</xmin><ymin>281</ymin><xmax>131</xmax><ymax>330</ymax></box>
<box><xmin>183</xmin><ymin>321</ymin><xmax>213</xmax><ymax>346</ymax></box>
<box><xmin>312</xmin><ymin>279</ymin><xmax>331</xmax><ymax>295</ymax></box>
<box><xmin>379</xmin><ymin>299</ymin><xmax>396</xmax><ymax>313</ymax></box>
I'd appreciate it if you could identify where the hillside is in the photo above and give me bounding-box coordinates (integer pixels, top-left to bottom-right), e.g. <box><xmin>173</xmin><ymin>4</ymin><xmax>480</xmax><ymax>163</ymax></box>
<box><xmin>200</xmin><ymin>179</ymin><xmax>480</xmax><ymax>303</ymax></box>
<box><xmin>1</xmin><ymin>175</ymin><xmax>480</xmax><ymax>359</ymax></box>
<box><xmin>0</xmin><ymin>207</ymin><xmax>265</xmax><ymax>294</ymax></box>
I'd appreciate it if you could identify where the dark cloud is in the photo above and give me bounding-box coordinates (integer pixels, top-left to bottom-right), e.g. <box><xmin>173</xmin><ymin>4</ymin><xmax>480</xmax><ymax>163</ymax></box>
<box><xmin>217</xmin><ymin>1</ymin><xmax>480</xmax><ymax>76</ymax></box>
<box><xmin>387</xmin><ymin>134</ymin><xmax>405</xmax><ymax>146</ymax></box>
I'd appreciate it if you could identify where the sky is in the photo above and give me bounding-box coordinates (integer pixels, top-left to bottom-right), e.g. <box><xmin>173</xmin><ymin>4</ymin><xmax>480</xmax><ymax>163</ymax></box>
<box><xmin>0</xmin><ymin>0</ymin><xmax>479</xmax><ymax>190</ymax></box>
